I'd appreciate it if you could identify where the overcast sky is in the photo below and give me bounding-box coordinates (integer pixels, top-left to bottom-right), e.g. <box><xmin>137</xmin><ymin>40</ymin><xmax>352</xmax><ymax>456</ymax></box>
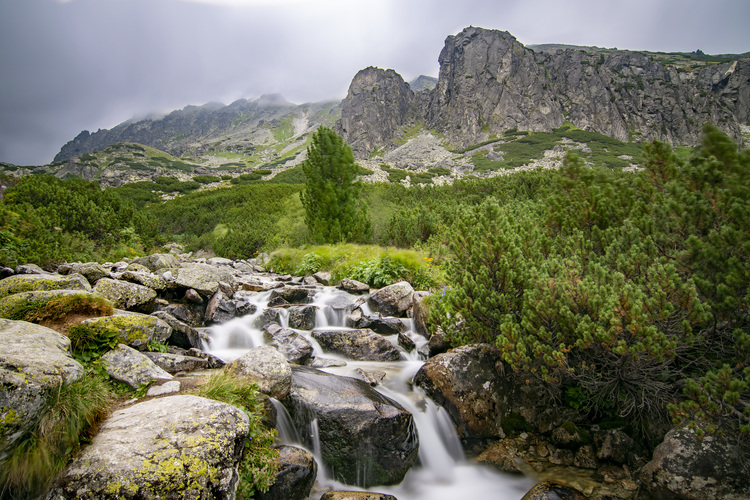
<box><xmin>1</xmin><ymin>0</ymin><xmax>749</xmax><ymax>165</ymax></box>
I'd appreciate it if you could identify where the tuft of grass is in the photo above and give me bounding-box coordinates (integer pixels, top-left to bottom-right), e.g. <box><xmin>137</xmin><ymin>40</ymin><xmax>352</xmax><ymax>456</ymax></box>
<box><xmin>0</xmin><ymin>374</ymin><xmax>114</xmax><ymax>499</ymax></box>
<box><xmin>191</xmin><ymin>371</ymin><xmax>280</xmax><ymax>496</ymax></box>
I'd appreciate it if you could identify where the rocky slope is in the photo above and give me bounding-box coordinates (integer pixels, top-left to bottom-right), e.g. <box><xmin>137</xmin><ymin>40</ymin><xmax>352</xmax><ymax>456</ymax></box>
<box><xmin>339</xmin><ymin>27</ymin><xmax>749</xmax><ymax>158</ymax></box>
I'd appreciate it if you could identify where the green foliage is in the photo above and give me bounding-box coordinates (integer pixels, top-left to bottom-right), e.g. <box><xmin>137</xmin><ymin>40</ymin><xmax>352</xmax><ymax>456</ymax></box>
<box><xmin>0</xmin><ymin>372</ymin><xmax>113</xmax><ymax>499</ymax></box>
<box><xmin>69</xmin><ymin>324</ymin><xmax>120</xmax><ymax>363</ymax></box>
<box><xmin>301</xmin><ymin>126</ymin><xmax>372</xmax><ymax>244</ymax></box>
<box><xmin>191</xmin><ymin>372</ymin><xmax>280</xmax><ymax>496</ymax></box>
<box><xmin>295</xmin><ymin>252</ymin><xmax>323</xmax><ymax>276</ymax></box>
<box><xmin>347</xmin><ymin>254</ymin><xmax>407</xmax><ymax>288</ymax></box>
<box><xmin>193</xmin><ymin>175</ymin><xmax>222</xmax><ymax>184</ymax></box>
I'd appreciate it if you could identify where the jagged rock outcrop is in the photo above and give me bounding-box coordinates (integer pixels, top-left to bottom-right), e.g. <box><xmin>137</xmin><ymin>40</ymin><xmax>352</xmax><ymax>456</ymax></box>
<box><xmin>337</xmin><ymin>67</ymin><xmax>417</xmax><ymax>157</ymax></box>
<box><xmin>339</xmin><ymin>27</ymin><xmax>749</xmax><ymax>159</ymax></box>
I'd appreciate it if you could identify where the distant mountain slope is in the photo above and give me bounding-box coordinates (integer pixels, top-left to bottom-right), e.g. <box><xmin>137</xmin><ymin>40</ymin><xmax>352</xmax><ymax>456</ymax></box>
<box><xmin>54</xmin><ymin>96</ymin><xmax>341</xmax><ymax>168</ymax></box>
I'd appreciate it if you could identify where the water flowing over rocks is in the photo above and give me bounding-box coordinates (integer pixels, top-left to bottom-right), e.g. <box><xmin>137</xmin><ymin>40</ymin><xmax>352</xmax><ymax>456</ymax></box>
<box><xmin>263</xmin><ymin>323</ymin><xmax>314</xmax><ymax>365</ymax></box>
<box><xmin>0</xmin><ymin>319</ymin><xmax>83</xmax><ymax>460</ymax></box>
<box><xmin>285</xmin><ymin>366</ymin><xmax>419</xmax><ymax>487</ymax></box>
<box><xmin>51</xmin><ymin>395</ymin><xmax>249</xmax><ymax>499</ymax></box>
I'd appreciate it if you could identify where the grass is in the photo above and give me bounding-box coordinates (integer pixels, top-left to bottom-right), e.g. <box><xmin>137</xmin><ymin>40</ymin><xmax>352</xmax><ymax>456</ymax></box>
<box><xmin>0</xmin><ymin>372</ymin><xmax>114</xmax><ymax>499</ymax></box>
<box><xmin>269</xmin><ymin>243</ymin><xmax>443</xmax><ymax>290</ymax></box>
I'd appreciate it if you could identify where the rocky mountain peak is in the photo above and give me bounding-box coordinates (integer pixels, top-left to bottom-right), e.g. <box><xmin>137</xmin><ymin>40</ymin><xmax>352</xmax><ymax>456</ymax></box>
<box><xmin>336</xmin><ymin>66</ymin><xmax>416</xmax><ymax>158</ymax></box>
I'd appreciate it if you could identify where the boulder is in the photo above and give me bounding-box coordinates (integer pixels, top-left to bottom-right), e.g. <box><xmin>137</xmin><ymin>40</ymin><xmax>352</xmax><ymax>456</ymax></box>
<box><xmin>414</xmin><ymin>344</ymin><xmax>511</xmax><ymax>440</ymax></box>
<box><xmin>639</xmin><ymin>426</ymin><xmax>750</xmax><ymax>499</ymax></box>
<box><xmin>263</xmin><ymin>324</ymin><xmax>314</xmax><ymax>365</ymax></box>
<box><xmin>397</xmin><ymin>331</ymin><xmax>416</xmax><ymax>351</ymax></box>
<box><xmin>337</xmin><ymin>278</ymin><xmax>369</xmax><ymax>294</ymax></box>
<box><xmin>256</xmin><ymin>445</ymin><xmax>317</xmax><ymax>500</ymax></box>
<box><xmin>78</xmin><ymin>312</ymin><xmax>171</xmax><ymax>351</ymax></box>
<box><xmin>102</xmin><ymin>344</ymin><xmax>173</xmax><ymax>389</ymax></box>
<box><xmin>521</xmin><ymin>481</ymin><xmax>587</xmax><ymax>500</ymax></box>
<box><xmin>53</xmin><ymin>395</ymin><xmax>249</xmax><ymax>499</ymax></box>
<box><xmin>205</xmin><ymin>290</ymin><xmax>237</xmax><ymax>324</ymax></box>
<box><xmin>269</xmin><ymin>286</ymin><xmax>312</xmax><ymax>305</ymax></box>
<box><xmin>119</xmin><ymin>270</ymin><xmax>168</xmax><ymax>292</ymax></box>
<box><xmin>0</xmin><ymin>272</ymin><xmax>91</xmax><ymax>299</ymax></box>
<box><xmin>157</xmin><ymin>302</ymin><xmax>204</xmax><ymax>327</ymax></box>
<box><xmin>14</xmin><ymin>263</ymin><xmax>49</xmax><ymax>274</ymax></box>
<box><xmin>226</xmin><ymin>345</ymin><xmax>292</xmax><ymax>400</ymax></box>
<box><xmin>312</xmin><ymin>271</ymin><xmax>331</xmax><ymax>286</ymax></box>
<box><xmin>0</xmin><ymin>289</ymin><xmax>99</xmax><ymax>318</ymax></box>
<box><xmin>60</xmin><ymin>262</ymin><xmax>111</xmax><ymax>285</ymax></box>
<box><xmin>143</xmin><ymin>351</ymin><xmax>209</xmax><ymax>374</ymax></box>
<box><xmin>133</xmin><ymin>252</ymin><xmax>180</xmax><ymax>272</ymax></box>
<box><xmin>367</xmin><ymin>281</ymin><xmax>414</xmax><ymax>317</ymax></box>
<box><xmin>0</xmin><ymin>319</ymin><xmax>83</xmax><ymax>461</ymax></box>
<box><xmin>312</xmin><ymin>329</ymin><xmax>402</xmax><ymax>361</ymax></box>
<box><xmin>287</xmin><ymin>305</ymin><xmax>316</xmax><ymax>330</ymax></box>
<box><xmin>150</xmin><ymin>310</ymin><xmax>203</xmax><ymax>349</ymax></box>
<box><xmin>93</xmin><ymin>278</ymin><xmax>157</xmax><ymax>312</ymax></box>
<box><xmin>411</xmin><ymin>291</ymin><xmax>431</xmax><ymax>337</ymax></box>
<box><xmin>255</xmin><ymin>308</ymin><xmax>282</xmax><ymax>330</ymax></box>
<box><xmin>169</xmin><ymin>263</ymin><xmax>224</xmax><ymax>296</ymax></box>
<box><xmin>285</xmin><ymin>366</ymin><xmax>418</xmax><ymax>487</ymax></box>
<box><xmin>476</xmin><ymin>440</ymin><xmax>523</xmax><ymax>474</ymax></box>
<box><xmin>594</xmin><ymin>428</ymin><xmax>641</xmax><ymax>465</ymax></box>
<box><xmin>366</xmin><ymin>315</ymin><xmax>406</xmax><ymax>335</ymax></box>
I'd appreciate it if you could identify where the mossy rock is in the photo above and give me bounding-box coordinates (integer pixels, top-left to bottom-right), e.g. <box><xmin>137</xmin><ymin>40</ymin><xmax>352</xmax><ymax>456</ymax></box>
<box><xmin>0</xmin><ymin>290</ymin><xmax>98</xmax><ymax>319</ymax></box>
<box><xmin>93</xmin><ymin>278</ymin><xmax>157</xmax><ymax>312</ymax></box>
<box><xmin>0</xmin><ymin>273</ymin><xmax>91</xmax><ymax>300</ymax></box>
<box><xmin>78</xmin><ymin>312</ymin><xmax>171</xmax><ymax>351</ymax></box>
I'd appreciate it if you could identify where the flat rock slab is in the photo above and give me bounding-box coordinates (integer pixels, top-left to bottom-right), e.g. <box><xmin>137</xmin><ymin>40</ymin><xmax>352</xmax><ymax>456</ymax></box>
<box><xmin>54</xmin><ymin>395</ymin><xmax>249</xmax><ymax>499</ymax></box>
<box><xmin>0</xmin><ymin>319</ymin><xmax>83</xmax><ymax>460</ymax></box>
<box><xmin>0</xmin><ymin>272</ymin><xmax>91</xmax><ymax>299</ymax></box>
<box><xmin>312</xmin><ymin>329</ymin><xmax>401</xmax><ymax>361</ymax></box>
<box><xmin>102</xmin><ymin>344</ymin><xmax>173</xmax><ymax>389</ymax></box>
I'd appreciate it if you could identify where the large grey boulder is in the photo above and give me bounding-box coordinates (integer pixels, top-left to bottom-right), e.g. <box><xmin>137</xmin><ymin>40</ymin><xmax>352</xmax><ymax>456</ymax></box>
<box><xmin>287</xmin><ymin>305</ymin><xmax>316</xmax><ymax>330</ymax></box>
<box><xmin>119</xmin><ymin>270</ymin><xmax>168</xmax><ymax>292</ymax></box>
<box><xmin>53</xmin><ymin>395</ymin><xmax>249</xmax><ymax>499</ymax></box>
<box><xmin>414</xmin><ymin>344</ymin><xmax>511</xmax><ymax>440</ymax></box>
<box><xmin>93</xmin><ymin>278</ymin><xmax>157</xmax><ymax>311</ymax></box>
<box><xmin>285</xmin><ymin>366</ymin><xmax>418</xmax><ymax>487</ymax></box>
<box><xmin>312</xmin><ymin>328</ymin><xmax>401</xmax><ymax>361</ymax></box>
<box><xmin>639</xmin><ymin>426</ymin><xmax>750</xmax><ymax>499</ymax></box>
<box><xmin>263</xmin><ymin>324</ymin><xmax>314</xmax><ymax>365</ymax></box>
<box><xmin>59</xmin><ymin>262</ymin><xmax>111</xmax><ymax>285</ymax></box>
<box><xmin>78</xmin><ymin>312</ymin><xmax>171</xmax><ymax>351</ymax></box>
<box><xmin>102</xmin><ymin>344</ymin><xmax>173</xmax><ymax>389</ymax></box>
<box><xmin>133</xmin><ymin>252</ymin><xmax>180</xmax><ymax>272</ymax></box>
<box><xmin>337</xmin><ymin>278</ymin><xmax>369</xmax><ymax>294</ymax></box>
<box><xmin>367</xmin><ymin>281</ymin><xmax>414</xmax><ymax>317</ymax></box>
<box><xmin>0</xmin><ymin>272</ymin><xmax>91</xmax><ymax>299</ymax></box>
<box><xmin>168</xmin><ymin>262</ymin><xmax>225</xmax><ymax>296</ymax></box>
<box><xmin>0</xmin><ymin>319</ymin><xmax>83</xmax><ymax>460</ymax></box>
<box><xmin>226</xmin><ymin>345</ymin><xmax>292</xmax><ymax>400</ymax></box>
<box><xmin>205</xmin><ymin>290</ymin><xmax>237</xmax><ymax>324</ymax></box>
<box><xmin>411</xmin><ymin>291</ymin><xmax>431</xmax><ymax>337</ymax></box>
<box><xmin>256</xmin><ymin>445</ymin><xmax>317</xmax><ymax>500</ymax></box>
<box><xmin>143</xmin><ymin>351</ymin><xmax>209</xmax><ymax>374</ymax></box>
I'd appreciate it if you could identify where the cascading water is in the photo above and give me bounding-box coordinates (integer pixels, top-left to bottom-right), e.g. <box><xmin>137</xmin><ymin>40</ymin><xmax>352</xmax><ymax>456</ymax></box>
<box><xmin>207</xmin><ymin>285</ymin><xmax>535</xmax><ymax>499</ymax></box>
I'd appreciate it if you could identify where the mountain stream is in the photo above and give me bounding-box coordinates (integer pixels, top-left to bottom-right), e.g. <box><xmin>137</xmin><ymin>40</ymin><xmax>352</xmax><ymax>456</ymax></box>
<box><xmin>206</xmin><ymin>286</ymin><xmax>535</xmax><ymax>499</ymax></box>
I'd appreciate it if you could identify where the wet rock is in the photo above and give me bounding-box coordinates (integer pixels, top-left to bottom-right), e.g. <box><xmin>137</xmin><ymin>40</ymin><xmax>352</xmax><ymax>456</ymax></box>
<box><xmin>205</xmin><ymin>290</ymin><xmax>236</xmax><ymax>324</ymax></box>
<box><xmin>78</xmin><ymin>312</ymin><xmax>171</xmax><ymax>351</ymax></box>
<box><xmin>0</xmin><ymin>272</ymin><xmax>91</xmax><ymax>299</ymax></box>
<box><xmin>93</xmin><ymin>278</ymin><xmax>156</xmax><ymax>312</ymax></box>
<box><xmin>366</xmin><ymin>315</ymin><xmax>406</xmax><ymax>335</ymax></box>
<box><xmin>53</xmin><ymin>395</ymin><xmax>249</xmax><ymax>499</ymax></box>
<box><xmin>477</xmin><ymin>441</ymin><xmax>523</xmax><ymax>474</ymax></box>
<box><xmin>594</xmin><ymin>428</ymin><xmax>640</xmax><ymax>466</ymax></box>
<box><xmin>263</xmin><ymin>323</ymin><xmax>314</xmax><ymax>365</ymax></box>
<box><xmin>411</xmin><ymin>291</ymin><xmax>431</xmax><ymax>337</ymax></box>
<box><xmin>521</xmin><ymin>481</ymin><xmax>587</xmax><ymax>500</ymax></box>
<box><xmin>355</xmin><ymin>368</ymin><xmax>387</xmax><ymax>387</ymax></box>
<box><xmin>426</xmin><ymin>327</ymin><xmax>451</xmax><ymax>356</ymax></box>
<box><xmin>312</xmin><ymin>328</ymin><xmax>401</xmax><ymax>361</ymax></box>
<box><xmin>102</xmin><ymin>344</ymin><xmax>173</xmax><ymax>389</ymax></box>
<box><xmin>308</xmin><ymin>357</ymin><xmax>347</xmax><ymax>369</ymax></box>
<box><xmin>285</xmin><ymin>366</ymin><xmax>418</xmax><ymax>487</ymax></box>
<box><xmin>573</xmin><ymin>445</ymin><xmax>598</xmax><ymax>469</ymax></box>
<box><xmin>397</xmin><ymin>331</ymin><xmax>416</xmax><ymax>351</ymax></box>
<box><xmin>256</xmin><ymin>308</ymin><xmax>283</xmax><ymax>329</ymax></box>
<box><xmin>287</xmin><ymin>305</ymin><xmax>317</xmax><ymax>330</ymax></box>
<box><xmin>367</xmin><ymin>281</ymin><xmax>414</xmax><ymax>317</ymax></box>
<box><xmin>551</xmin><ymin>421</ymin><xmax>583</xmax><ymax>449</ymax></box>
<box><xmin>414</xmin><ymin>344</ymin><xmax>510</xmax><ymax>440</ymax></box>
<box><xmin>0</xmin><ymin>319</ymin><xmax>83</xmax><ymax>461</ymax></box>
<box><xmin>269</xmin><ymin>286</ymin><xmax>312</xmax><ymax>304</ymax></box>
<box><xmin>150</xmin><ymin>310</ymin><xmax>203</xmax><ymax>349</ymax></box>
<box><xmin>257</xmin><ymin>445</ymin><xmax>317</xmax><ymax>500</ymax></box>
<box><xmin>640</xmin><ymin>426</ymin><xmax>750</xmax><ymax>500</ymax></box>
<box><xmin>226</xmin><ymin>345</ymin><xmax>292</xmax><ymax>400</ymax></box>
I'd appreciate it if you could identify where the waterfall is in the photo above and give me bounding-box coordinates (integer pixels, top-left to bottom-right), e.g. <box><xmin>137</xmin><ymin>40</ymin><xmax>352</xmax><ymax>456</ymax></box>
<box><xmin>206</xmin><ymin>285</ymin><xmax>534</xmax><ymax>499</ymax></box>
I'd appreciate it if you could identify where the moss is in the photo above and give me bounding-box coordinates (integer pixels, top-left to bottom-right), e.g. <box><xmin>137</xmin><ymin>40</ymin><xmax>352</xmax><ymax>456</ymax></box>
<box><xmin>501</xmin><ymin>412</ymin><xmax>533</xmax><ymax>437</ymax></box>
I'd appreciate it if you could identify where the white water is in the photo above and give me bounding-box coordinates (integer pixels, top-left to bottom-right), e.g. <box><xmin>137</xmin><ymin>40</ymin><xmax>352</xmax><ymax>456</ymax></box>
<box><xmin>206</xmin><ymin>286</ymin><xmax>534</xmax><ymax>499</ymax></box>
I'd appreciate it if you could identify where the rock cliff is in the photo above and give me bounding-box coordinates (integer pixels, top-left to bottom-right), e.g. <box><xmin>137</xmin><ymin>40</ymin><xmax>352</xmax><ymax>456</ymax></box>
<box><xmin>339</xmin><ymin>27</ymin><xmax>749</xmax><ymax>158</ymax></box>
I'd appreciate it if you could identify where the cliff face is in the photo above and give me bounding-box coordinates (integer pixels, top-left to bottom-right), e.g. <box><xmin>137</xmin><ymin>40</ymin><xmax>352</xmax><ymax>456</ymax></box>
<box><xmin>336</xmin><ymin>67</ymin><xmax>416</xmax><ymax>158</ymax></box>
<box><xmin>339</xmin><ymin>27</ymin><xmax>749</xmax><ymax>158</ymax></box>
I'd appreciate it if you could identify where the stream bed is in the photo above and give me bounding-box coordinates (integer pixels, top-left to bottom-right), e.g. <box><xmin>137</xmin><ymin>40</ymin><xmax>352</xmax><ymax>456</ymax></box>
<box><xmin>206</xmin><ymin>285</ymin><xmax>535</xmax><ymax>499</ymax></box>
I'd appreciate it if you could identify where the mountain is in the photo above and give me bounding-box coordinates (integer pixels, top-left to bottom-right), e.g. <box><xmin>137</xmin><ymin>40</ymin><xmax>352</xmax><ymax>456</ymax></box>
<box><xmin>54</xmin><ymin>96</ymin><xmax>341</xmax><ymax>165</ymax></box>
<box><xmin>338</xmin><ymin>27</ymin><xmax>749</xmax><ymax>162</ymax></box>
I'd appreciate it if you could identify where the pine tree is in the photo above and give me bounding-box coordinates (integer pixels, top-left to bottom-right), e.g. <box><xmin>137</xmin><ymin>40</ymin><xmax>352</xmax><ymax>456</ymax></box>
<box><xmin>301</xmin><ymin>127</ymin><xmax>372</xmax><ymax>243</ymax></box>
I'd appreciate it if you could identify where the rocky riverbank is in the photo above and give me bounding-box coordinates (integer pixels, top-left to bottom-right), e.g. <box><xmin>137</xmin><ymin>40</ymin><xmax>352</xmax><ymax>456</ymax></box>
<box><xmin>1</xmin><ymin>252</ymin><xmax>747</xmax><ymax>499</ymax></box>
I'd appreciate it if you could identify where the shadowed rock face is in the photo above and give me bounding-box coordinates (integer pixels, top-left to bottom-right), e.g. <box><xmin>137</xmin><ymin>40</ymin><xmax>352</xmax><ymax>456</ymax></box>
<box><xmin>285</xmin><ymin>366</ymin><xmax>418</xmax><ymax>488</ymax></box>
